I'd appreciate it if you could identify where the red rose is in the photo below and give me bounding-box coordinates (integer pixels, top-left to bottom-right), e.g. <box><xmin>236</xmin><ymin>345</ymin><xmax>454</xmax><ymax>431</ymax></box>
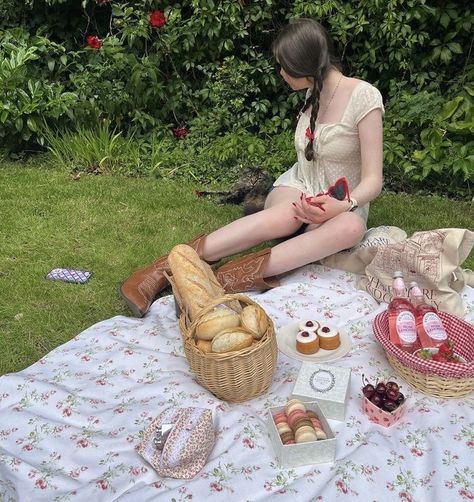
<box><xmin>150</xmin><ymin>10</ymin><xmax>166</xmax><ymax>28</ymax></box>
<box><xmin>86</xmin><ymin>35</ymin><xmax>102</xmax><ymax>50</ymax></box>
<box><xmin>173</xmin><ymin>127</ymin><xmax>188</xmax><ymax>139</ymax></box>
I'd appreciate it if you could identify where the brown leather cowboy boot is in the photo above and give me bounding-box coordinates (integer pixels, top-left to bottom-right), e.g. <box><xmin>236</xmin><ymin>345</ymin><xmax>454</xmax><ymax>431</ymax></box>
<box><xmin>120</xmin><ymin>233</ymin><xmax>209</xmax><ymax>317</ymax></box>
<box><xmin>215</xmin><ymin>248</ymin><xmax>280</xmax><ymax>293</ymax></box>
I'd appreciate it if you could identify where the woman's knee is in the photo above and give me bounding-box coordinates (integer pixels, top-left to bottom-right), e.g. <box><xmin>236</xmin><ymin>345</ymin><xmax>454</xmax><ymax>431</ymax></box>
<box><xmin>264</xmin><ymin>186</ymin><xmax>302</xmax><ymax>209</ymax></box>
<box><xmin>338</xmin><ymin>212</ymin><xmax>366</xmax><ymax>247</ymax></box>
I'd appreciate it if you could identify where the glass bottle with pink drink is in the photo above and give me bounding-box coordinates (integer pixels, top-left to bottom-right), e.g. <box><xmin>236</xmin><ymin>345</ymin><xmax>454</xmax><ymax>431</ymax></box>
<box><xmin>408</xmin><ymin>281</ymin><xmax>448</xmax><ymax>348</ymax></box>
<box><xmin>388</xmin><ymin>271</ymin><xmax>418</xmax><ymax>352</ymax></box>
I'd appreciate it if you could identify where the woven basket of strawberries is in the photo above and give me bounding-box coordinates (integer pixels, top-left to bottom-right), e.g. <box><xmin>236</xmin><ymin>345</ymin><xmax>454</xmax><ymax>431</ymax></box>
<box><xmin>373</xmin><ymin>311</ymin><xmax>474</xmax><ymax>398</ymax></box>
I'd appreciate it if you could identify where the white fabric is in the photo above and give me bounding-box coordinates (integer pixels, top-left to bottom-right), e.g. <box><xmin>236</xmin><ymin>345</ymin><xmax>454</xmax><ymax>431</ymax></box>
<box><xmin>273</xmin><ymin>81</ymin><xmax>384</xmax><ymax>223</ymax></box>
<box><xmin>0</xmin><ymin>264</ymin><xmax>473</xmax><ymax>501</ymax></box>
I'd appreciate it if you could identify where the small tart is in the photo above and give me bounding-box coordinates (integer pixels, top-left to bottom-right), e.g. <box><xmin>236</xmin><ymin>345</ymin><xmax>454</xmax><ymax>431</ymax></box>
<box><xmin>317</xmin><ymin>324</ymin><xmax>341</xmax><ymax>350</ymax></box>
<box><xmin>296</xmin><ymin>330</ymin><xmax>320</xmax><ymax>355</ymax></box>
<box><xmin>298</xmin><ymin>320</ymin><xmax>320</xmax><ymax>332</ymax></box>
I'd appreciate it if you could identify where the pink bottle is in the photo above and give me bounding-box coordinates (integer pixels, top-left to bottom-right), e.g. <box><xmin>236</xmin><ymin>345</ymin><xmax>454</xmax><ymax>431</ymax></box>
<box><xmin>388</xmin><ymin>272</ymin><xmax>418</xmax><ymax>352</ymax></box>
<box><xmin>408</xmin><ymin>281</ymin><xmax>448</xmax><ymax>348</ymax></box>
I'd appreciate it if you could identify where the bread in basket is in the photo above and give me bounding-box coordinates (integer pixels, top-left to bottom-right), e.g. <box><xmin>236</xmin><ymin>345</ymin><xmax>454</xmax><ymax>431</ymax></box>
<box><xmin>373</xmin><ymin>310</ymin><xmax>474</xmax><ymax>398</ymax></box>
<box><xmin>166</xmin><ymin>245</ymin><xmax>278</xmax><ymax>402</ymax></box>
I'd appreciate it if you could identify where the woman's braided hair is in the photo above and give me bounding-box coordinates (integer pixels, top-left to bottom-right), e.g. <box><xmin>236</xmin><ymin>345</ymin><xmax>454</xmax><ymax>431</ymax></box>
<box><xmin>272</xmin><ymin>19</ymin><xmax>340</xmax><ymax>161</ymax></box>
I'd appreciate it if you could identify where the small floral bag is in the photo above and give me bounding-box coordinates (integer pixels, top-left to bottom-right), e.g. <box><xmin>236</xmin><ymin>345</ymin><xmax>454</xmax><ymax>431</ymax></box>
<box><xmin>137</xmin><ymin>407</ymin><xmax>215</xmax><ymax>479</ymax></box>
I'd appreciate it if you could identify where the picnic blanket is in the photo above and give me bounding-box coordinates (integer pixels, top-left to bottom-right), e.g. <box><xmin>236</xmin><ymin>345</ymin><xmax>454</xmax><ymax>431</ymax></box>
<box><xmin>0</xmin><ymin>264</ymin><xmax>473</xmax><ymax>502</ymax></box>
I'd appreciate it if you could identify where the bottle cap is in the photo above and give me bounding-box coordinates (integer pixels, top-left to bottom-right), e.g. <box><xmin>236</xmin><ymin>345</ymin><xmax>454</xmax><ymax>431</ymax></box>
<box><xmin>393</xmin><ymin>271</ymin><xmax>403</xmax><ymax>278</ymax></box>
<box><xmin>408</xmin><ymin>281</ymin><xmax>418</xmax><ymax>288</ymax></box>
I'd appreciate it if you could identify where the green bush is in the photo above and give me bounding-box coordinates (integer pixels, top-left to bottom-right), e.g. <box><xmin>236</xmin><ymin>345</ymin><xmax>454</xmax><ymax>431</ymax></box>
<box><xmin>0</xmin><ymin>29</ymin><xmax>77</xmax><ymax>151</ymax></box>
<box><xmin>1</xmin><ymin>0</ymin><xmax>472</xmax><ymax>197</ymax></box>
<box><xmin>383</xmin><ymin>66</ymin><xmax>473</xmax><ymax>198</ymax></box>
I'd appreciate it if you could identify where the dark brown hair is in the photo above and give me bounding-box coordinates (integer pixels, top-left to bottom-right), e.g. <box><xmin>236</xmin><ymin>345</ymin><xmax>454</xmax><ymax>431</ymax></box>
<box><xmin>272</xmin><ymin>18</ymin><xmax>340</xmax><ymax>161</ymax></box>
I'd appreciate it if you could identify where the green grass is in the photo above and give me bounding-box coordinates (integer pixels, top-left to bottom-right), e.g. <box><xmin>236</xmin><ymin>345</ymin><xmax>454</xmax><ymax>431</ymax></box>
<box><xmin>0</xmin><ymin>160</ymin><xmax>473</xmax><ymax>375</ymax></box>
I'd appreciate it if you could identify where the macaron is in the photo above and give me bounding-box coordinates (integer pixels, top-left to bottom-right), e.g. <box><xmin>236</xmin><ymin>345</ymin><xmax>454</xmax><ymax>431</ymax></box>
<box><xmin>273</xmin><ymin>412</ymin><xmax>288</xmax><ymax>425</ymax></box>
<box><xmin>276</xmin><ymin>423</ymin><xmax>292</xmax><ymax>435</ymax></box>
<box><xmin>285</xmin><ymin>399</ymin><xmax>306</xmax><ymax>416</ymax></box>
<box><xmin>287</xmin><ymin>409</ymin><xmax>307</xmax><ymax>430</ymax></box>
<box><xmin>291</xmin><ymin>416</ymin><xmax>313</xmax><ymax>431</ymax></box>
<box><xmin>309</xmin><ymin>418</ymin><xmax>323</xmax><ymax>430</ymax></box>
<box><xmin>280</xmin><ymin>431</ymin><xmax>295</xmax><ymax>445</ymax></box>
<box><xmin>306</xmin><ymin>410</ymin><xmax>319</xmax><ymax>420</ymax></box>
<box><xmin>295</xmin><ymin>425</ymin><xmax>318</xmax><ymax>443</ymax></box>
<box><xmin>314</xmin><ymin>427</ymin><xmax>327</xmax><ymax>440</ymax></box>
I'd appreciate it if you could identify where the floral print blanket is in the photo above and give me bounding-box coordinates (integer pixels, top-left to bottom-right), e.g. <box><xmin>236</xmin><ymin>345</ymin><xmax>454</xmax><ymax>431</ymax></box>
<box><xmin>0</xmin><ymin>264</ymin><xmax>473</xmax><ymax>502</ymax></box>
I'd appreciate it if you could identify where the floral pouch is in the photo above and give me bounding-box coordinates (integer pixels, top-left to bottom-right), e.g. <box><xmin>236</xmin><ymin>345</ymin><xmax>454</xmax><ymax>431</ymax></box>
<box><xmin>137</xmin><ymin>407</ymin><xmax>215</xmax><ymax>479</ymax></box>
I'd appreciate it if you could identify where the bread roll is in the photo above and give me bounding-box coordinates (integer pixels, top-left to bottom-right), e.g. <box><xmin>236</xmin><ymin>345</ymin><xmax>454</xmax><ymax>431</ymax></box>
<box><xmin>168</xmin><ymin>244</ymin><xmax>225</xmax><ymax>321</ymax></box>
<box><xmin>240</xmin><ymin>305</ymin><xmax>268</xmax><ymax>340</ymax></box>
<box><xmin>195</xmin><ymin>307</ymin><xmax>241</xmax><ymax>340</ymax></box>
<box><xmin>196</xmin><ymin>339</ymin><xmax>212</xmax><ymax>354</ymax></box>
<box><xmin>211</xmin><ymin>328</ymin><xmax>253</xmax><ymax>353</ymax></box>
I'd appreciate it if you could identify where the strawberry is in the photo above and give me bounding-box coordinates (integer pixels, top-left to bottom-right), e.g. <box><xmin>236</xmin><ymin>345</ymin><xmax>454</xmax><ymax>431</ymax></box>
<box><xmin>432</xmin><ymin>353</ymin><xmax>448</xmax><ymax>363</ymax></box>
<box><xmin>438</xmin><ymin>340</ymin><xmax>455</xmax><ymax>356</ymax></box>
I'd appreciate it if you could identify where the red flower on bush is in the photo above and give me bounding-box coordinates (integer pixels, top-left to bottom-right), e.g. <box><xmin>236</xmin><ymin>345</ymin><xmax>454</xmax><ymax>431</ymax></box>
<box><xmin>173</xmin><ymin>127</ymin><xmax>188</xmax><ymax>139</ymax></box>
<box><xmin>150</xmin><ymin>10</ymin><xmax>166</xmax><ymax>28</ymax></box>
<box><xmin>86</xmin><ymin>35</ymin><xmax>102</xmax><ymax>50</ymax></box>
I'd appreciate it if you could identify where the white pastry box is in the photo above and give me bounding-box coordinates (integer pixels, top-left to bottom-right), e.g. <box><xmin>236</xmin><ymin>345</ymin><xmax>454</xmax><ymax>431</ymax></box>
<box><xmin>292</xmin><ymin>363</ymin><xmax>351</xmax><ymax>421</ymax></box>
<box><xmin>267</xmin><ymin>401</ymin><xmax>336</xmax><ymax>468</ymax></box>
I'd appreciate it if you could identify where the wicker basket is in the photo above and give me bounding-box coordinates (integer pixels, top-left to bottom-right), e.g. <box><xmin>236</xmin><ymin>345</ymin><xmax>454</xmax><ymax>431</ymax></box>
<box><xmin>373</xmin><ymin>311</ymin><xmax>474</xmax><ymax>398</ymax></box>
<box><xmin>177</xmin><ymin>294</ymin><xmax>278</xmax><ymax>402</ymax></box>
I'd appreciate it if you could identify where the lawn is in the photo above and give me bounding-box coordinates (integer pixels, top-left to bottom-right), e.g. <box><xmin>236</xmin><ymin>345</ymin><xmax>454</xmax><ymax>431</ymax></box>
<box><xmin>1</xmin><ymin>160</ymin><xmax>473</xmax><ymax>375</ymax></box>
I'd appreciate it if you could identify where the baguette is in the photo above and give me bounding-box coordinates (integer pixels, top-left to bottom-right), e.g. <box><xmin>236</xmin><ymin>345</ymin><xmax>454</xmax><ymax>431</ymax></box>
<box><xmin>195</xmin><ymin>307</ymin><xmax>241</xmax><ymax>340</ymax></box>
<box><xmin>211</xmin><ymin>328</ymin><xmax>253</xmax><ymax>353</ymax></box>
<box><xmin>168</xmin><ymin>244</ymin><xmax>225</xmax><ymax>321</ymax></box>
<box><xmin>196</xmin><ymin>339</ymin><xmax>212</xmax><ymax>354</ymax></box>
<box><xmin>240</xmin><ymin>304</ymin><xmax>268</xmax><ymax>340</ymax></box>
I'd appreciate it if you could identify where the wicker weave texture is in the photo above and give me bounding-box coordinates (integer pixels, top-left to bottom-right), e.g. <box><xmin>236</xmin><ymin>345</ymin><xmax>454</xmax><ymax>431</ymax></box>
<box><xmin>179</xmin><ymin>294</ymin><xmax>278</xmax><ymax>402</ymax></box>
<box><xmin>387</xmin><ymin>354</ymin><xmax>474</xmax><ymax>398</ymax></box>
<box><xmin>373</xmin><ymin>311</ymin><xmax>474</xmax><ymax>398</ymax></box>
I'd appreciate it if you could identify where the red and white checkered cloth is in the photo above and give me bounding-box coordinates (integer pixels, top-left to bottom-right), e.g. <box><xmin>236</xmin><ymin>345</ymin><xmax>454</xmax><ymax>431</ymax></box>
<box><xmin>373</xmin><ymin>311</ymin><xmax>474</xmax><ymax>379</ymax></box>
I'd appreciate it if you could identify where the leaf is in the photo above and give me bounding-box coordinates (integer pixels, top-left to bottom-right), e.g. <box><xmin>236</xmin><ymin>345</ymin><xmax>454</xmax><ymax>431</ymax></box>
<box><xmin>15</xmin><ymin>117</ymin><xmax>23</xmax><ymax>132</ymax></box>
<box><xmin>440</xmin><ymin>13</ymin><xmax>449</xmax><ymax>28</ymax></box>
<box><xmin>60</xmin><ymin>55</ymin><xmax>67</xmax><ymax>66</ymax></box>
<box><xmin>438</xmin><ymin>96</ymin><xmax>463</xmax><ymax>121</ymax></box>
<box><xmin>27</xmin><ymin>117</ymin><xmax>38</xmax><ymax>132</ymax></box>
<box><xmin>47</xmin><ymin>60</ymin><xmax>55</xmax><ymax>72</ymax></box>
<box><xmin>447</xmin><ymin>42</ymin><xmax>462</xmax><ymax>54</ymax></box>
<box><xmin>440</xmin><ymin>47</ymin><xmax>452</xmax><ymax>64</ymax></box>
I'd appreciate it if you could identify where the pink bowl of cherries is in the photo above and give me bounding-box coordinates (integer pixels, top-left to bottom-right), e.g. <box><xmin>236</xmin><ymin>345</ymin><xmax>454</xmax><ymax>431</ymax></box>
<box><xmin>361</xmin><ymin>375</ymin><xmax>406</xmax><ymax>427</ymax></box>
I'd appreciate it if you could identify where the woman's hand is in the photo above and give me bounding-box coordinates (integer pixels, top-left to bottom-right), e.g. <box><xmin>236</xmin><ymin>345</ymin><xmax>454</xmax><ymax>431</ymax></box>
<box><xmin>292</xmin><ymin>194</ymin><xmax>350</xmax><ymax>224</ymax></box>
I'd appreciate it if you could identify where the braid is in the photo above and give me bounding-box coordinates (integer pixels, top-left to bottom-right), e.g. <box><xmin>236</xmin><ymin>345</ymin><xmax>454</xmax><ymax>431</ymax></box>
<box><xmin>305</xmin><ymin>68</ymin><xmax>323</xmax><ymax>162</ymax></box>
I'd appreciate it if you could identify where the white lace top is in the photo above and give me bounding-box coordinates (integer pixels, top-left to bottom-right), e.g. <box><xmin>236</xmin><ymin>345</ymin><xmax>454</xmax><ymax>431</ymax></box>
<box><xmin>273</xmin><ymin>80</ymin><xmax>384</xmax><ymax>222</ymax></box>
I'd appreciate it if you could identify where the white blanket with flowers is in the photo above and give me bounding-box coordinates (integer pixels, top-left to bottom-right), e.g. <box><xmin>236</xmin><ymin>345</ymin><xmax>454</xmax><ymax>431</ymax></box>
<box><xmin>0</xmin><ymin>264</ymin><xmax>473</xmax><ymax>502</ymax></box>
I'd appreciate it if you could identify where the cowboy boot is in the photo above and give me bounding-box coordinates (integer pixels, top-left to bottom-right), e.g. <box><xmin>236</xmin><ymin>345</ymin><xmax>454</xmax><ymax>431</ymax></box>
<box><xmin>120</xmin><ymin>233</ymin><xmax>209</xmax><ymax>317</ymax></box>
<box><xmin>215</xmin><ymin>248</ymin><xmax>280</xmax><ymax>293</ymax></box>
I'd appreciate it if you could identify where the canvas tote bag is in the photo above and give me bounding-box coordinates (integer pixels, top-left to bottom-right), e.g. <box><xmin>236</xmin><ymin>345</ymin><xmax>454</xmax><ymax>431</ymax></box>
<box><xmin>324</xmin><ymin>227</ymin><xmax>474</xmax><ymax>316</ymax></box>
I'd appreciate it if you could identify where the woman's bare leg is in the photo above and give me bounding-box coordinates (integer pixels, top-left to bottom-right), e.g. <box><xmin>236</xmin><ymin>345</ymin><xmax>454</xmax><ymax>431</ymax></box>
<box><xmin>201</xmin><ymin>186</ymin><xmax>302</xmax><ymax>261</ymax></box>
<box><xmin>263</xmin><ymin>211</ymin><xmax>366</xmax><ymax>277</ymax></box>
